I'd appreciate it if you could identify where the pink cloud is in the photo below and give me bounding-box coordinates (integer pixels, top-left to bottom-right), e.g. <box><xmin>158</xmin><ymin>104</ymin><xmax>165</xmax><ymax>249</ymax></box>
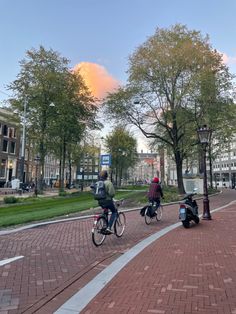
<box><xmin>220</xmin><ymin>52</ymin><xmax>236</xmax><ymax>65</ymax></box>
<box><xmin>73</xmin><ymin>62</ymin><xmax>120</xmax><ymax>99</ymax></box>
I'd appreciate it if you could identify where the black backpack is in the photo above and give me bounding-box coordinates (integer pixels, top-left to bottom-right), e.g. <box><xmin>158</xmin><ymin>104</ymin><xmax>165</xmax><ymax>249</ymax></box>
<box><xmin>140</xmin><ymin>206</ymin><xmax>147</xmax><ymax>216</ymax></box>
<box><xmin>146</xmin><ymin>205</ymin><xmax>157</xmax><ymax>217</ymax></box>
<box><xmin>93</xmin><ymin>180</ymin><xmax>106</xmax><ymax>200</ymax></box>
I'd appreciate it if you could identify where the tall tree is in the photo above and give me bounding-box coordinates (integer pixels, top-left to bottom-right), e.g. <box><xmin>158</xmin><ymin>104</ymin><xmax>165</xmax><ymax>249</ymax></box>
<box><xmin>193</xmin><ymin>67</ymin><xmax>236</xmax><ymax>187</ymax></box>
<box><xmin>104</xmin><ymin>24</ymin><xmax>234</xmax><ymax>194</ymax></box>
<box><xmin>104</xmin><ymin>127</ymin><xmax>138</xmax><ymax>186</ymax></box>
<box><xmin>47</xmin><ymin>70</ymin><xmax>98</xmax><ymax>190</ymax></box>
<box><xmin>8</xmin><ymin>46</ymin><xmax>98</xmax><ymax>191</ymax></box>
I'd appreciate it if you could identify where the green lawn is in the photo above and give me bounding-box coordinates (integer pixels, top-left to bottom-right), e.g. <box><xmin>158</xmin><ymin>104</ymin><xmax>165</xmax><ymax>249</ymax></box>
<box><xmin>0</xmin><ymin>190</ymin><xmax>147</xmax><ymax>228</ymax></box>
<box><xmin>0</xmin><ymin>185</ymin><xmax>182</xmax><ymax>228</ymax></box>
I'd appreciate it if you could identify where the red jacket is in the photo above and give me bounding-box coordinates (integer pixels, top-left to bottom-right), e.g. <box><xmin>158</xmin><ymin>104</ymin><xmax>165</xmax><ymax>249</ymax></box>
<box><xmin>148</xmin><ymin>182</ymin><xmax>163</xmax><ymax>200</ymax></box>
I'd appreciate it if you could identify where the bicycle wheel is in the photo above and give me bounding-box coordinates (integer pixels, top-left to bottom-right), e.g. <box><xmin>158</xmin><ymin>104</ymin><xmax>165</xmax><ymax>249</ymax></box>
<box><xmin>114</xmin><ymin>212</ymin><xmax>126</xmax><ymax>237</ymax></box>
<box><xmin>156</xmin><ymin>205</ymin><xmax>163</xmax><ymax>221</ymax></box>
<box><xmin>144</xmin><ymin>206</ymin><xmax>152</xmax><ymax>225</ymax></box>
<box><xmin>92</xmin><ymin>216</ymin><xmax>107</xmax><ymax>246</ymax></box>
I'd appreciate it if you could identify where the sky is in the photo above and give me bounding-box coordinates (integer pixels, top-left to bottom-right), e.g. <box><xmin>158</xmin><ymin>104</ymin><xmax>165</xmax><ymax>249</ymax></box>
<box><xmin>0</xmin><ymin>0</ymin><xmax>236</xmax><ymax>150</ymax></box>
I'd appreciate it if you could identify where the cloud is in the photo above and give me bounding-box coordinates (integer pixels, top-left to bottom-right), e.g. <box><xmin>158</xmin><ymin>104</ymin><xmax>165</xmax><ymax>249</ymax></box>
<box><xmin>220</xmin><ymin>52</ymin><xmax>236</xmax><ymax>65</ymax></box>
<box><xmin>73</xmin><ymin>62</ymin><xmax>120</xmax><ymax>99</ymax></box>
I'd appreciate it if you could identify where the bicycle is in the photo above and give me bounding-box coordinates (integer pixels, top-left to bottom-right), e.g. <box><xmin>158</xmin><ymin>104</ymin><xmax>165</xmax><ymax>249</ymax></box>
<box><xmin>144</xmin><ymin>201</ymin><xmax>163</xmax><ymax>225</ymax></box>
<box><xmin>92</xmin><ymin>199</ymin><xmax>126</xmax><ymax>246</ymax></box>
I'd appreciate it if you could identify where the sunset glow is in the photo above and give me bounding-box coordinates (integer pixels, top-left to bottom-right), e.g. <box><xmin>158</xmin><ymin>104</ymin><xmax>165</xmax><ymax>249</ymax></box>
<box><xmin>73</xmin><ymin>62</ymin><xmax>119</xmax><ymax>99</ymax></box>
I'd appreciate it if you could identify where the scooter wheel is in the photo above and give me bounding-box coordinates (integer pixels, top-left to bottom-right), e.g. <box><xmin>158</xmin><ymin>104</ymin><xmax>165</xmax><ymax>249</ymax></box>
<box><xmin>182</xmin><ymin>220</ymin><xmax>190</xmax><ymax>228</ymax></box>
<box><xmin>194</xmin><ymin>216</ymin><xmax>200</xmax><ymax>224</ymax></box>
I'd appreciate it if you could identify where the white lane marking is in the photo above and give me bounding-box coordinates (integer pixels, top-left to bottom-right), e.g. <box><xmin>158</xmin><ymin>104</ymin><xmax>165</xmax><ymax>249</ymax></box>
<box><xmin>0</xmin><ymin>256</ymin><xmax>24</xmax><ymax>266</ymax></box>
<box><xmin>54</xmin><ymin>201</ymin><xmax>235</xmax><ymax>314</ymax></box>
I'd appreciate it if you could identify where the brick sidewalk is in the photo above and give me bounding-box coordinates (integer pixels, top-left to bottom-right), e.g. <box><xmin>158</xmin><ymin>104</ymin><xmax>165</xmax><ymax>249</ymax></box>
<box><xmin>81</xmin><ymin>203</ymin><xmax>236</xmax><ymax>314</ymax></box>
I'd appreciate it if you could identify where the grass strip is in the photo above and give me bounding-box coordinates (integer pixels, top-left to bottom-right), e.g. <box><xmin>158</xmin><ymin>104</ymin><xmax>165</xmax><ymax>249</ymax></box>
<box><xmin>0</xmin><ymin>190</ymin><xmax>143</xmax><ymax>227</ymax></box>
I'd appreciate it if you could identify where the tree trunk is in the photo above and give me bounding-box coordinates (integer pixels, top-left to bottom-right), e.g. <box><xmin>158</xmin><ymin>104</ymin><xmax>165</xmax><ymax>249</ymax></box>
<box><xmin>208</xmin><ymin>145</ymin><xmax>213</xmax><ymax>189</ymax></box>
<box><xmin>175</xmin><ymin>151</ymin><xmax>185</xmax><ymax>194</ymax></box>
<box><xmin>38</xmin><ymin>140</ymin><xmax>45</xmax><ymax>193</ymax></box>
<box><xmin>59</xmin><ymin>159</ymin><xmax>62</xmax><ymax>189</ymax></box>
<box><xmin>60</xmin><ymin>139</ymin><xmax>66</xmax><ymax>191</ymax></box>
<box><xmin>39</xmin><ymin>107</ymin><xmax>47</xmax><ymax>193</ymax></box>
<box><xmin>68</xmin><ymin>155</ymin><xmax>72</xmax><ymax>188</ymax></box>
<box><xmin>115</xmin><ymin>167</ymin><xmax>118</xmax><ymax>186</ymax></box>
<box><xmin>110</xmin><ymin>168</ymin><xmax>113</xmax><ymax>184</ymax></box>
<box><xmin>119</xmin><ymin>167</ymin><xmax>123</xmax><ymax>187</ymax></box>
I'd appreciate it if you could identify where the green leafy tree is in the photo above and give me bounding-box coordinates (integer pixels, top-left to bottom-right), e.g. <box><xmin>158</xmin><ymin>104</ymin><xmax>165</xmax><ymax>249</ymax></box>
<box><xmin>104</xmin><ymin>24</ymin><xmax>234</xmax><ymax>194</ymax></box>
<box><xmin>192</xmin><ymin>67</ymin><xmax>236</xmax><ymax>187</ymax></box>
<box><xmin>8</xmin><ymin>46</ymin><xmax>98</xmax><ymax>191</ymax></box>
<box><xmin>104</xmin><ymin>127</ymin><xmax>138</xmax><ymax>186</ymax></box>
<box><xmin>47</xmin><ymin>70</ymin><xmax>98</xmax><ymax>190</ymax></box>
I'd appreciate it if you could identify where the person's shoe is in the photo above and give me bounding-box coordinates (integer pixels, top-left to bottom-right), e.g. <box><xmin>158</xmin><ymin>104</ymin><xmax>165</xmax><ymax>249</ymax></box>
<box><xmin>105</xmin><ymin>227</ymin><xmax>113</xmax><ymax>234</ymax></box>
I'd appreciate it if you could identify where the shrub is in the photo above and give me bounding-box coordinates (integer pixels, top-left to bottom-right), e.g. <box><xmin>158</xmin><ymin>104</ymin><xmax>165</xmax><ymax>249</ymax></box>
<box><xmin>160</xmin><ymin>185</ymin><xmax>180</xmax><ymax>203</ymax></box>
<box><xmin>58</xmin><ymin>191</ymin><xmax>67</xmax><ymax>197</ymax></box>
<box><xmin>70</xmin><ymin>191</ymin><xmax>80</xmax><ymax>196</ymax></box>
<box><xmin>208</xmin><ymin>187</ymin><xmax>218</xmax><ymax>195</ymax></box>
<box><xmin>4</xmin><ymin>196</ymin><xmax>19</xmax><ymax>204</ymax></box>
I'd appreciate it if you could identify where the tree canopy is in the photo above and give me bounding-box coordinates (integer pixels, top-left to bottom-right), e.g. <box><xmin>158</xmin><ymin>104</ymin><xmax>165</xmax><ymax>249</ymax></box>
<box><xmin>8</xmin><ymin>46</ymin><xmax>99</xmax><ymax>190</ymax></box>
<box><xmin>104</xmin><ymin>126</ymin><xmax>138</xmax><ymax>186</ymax></box>
<box><xmin>104</xmin><ymin>24</ymin><xmax>235</xmax><ymax>193</ymax></box>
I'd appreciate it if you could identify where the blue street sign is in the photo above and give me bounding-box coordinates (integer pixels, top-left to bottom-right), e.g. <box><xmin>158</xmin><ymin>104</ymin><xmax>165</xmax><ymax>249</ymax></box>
<box><xmin>100</xmin><ymin>154</ymin><xmax>111</xmax><ymax>166</ymax></box>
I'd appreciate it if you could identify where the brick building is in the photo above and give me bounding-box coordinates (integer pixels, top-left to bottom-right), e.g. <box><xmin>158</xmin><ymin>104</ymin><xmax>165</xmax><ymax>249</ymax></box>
<box><xmin>0</xmin><ymin>108</ymin><xmax>20</xmax><ymax>187</ymax></box>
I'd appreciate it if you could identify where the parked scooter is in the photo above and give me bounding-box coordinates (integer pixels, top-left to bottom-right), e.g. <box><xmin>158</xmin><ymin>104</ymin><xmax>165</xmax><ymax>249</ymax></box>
<box><xmin>179</xmin><ymin>188</ymin><xmax>200</xmax><ymax>228</ymax></box>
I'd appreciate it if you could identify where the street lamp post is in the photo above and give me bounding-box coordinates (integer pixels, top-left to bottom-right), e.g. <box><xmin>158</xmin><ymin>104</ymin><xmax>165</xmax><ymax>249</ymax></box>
<box><xmin>80</xmin><ymin>167</ymin><xmax>84</xmax><ymax>192</ymax></box>
<box><xmin>99</xmin><ymin>137</ymin><xmax>105</xmax><ymax>172</ymax></box>
<box><xmin>20</xmin><ymin>98</ymin><xmax>27</xmax><ymax>184</ymax></box>
<box><xmin>34</xmin><ymin>156</ymin><xmax>40</xmax><ymax>197</ymax></box>
<box><xmin>197</xmin><ymin>125</ymin><xmax>212</xmax><ymax>220</ymax></box>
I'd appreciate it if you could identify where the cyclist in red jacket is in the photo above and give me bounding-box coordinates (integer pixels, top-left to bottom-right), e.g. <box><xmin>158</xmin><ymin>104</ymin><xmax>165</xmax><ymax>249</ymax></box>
<box><xmin>147</xmin><ymin>177</ymin><xmax>163</xmax><ymax>207</ymax></box>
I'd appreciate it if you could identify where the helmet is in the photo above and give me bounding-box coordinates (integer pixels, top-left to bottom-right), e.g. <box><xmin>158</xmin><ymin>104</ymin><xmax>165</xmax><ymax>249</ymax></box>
<box><xmin>153</xmin><ymin>177</ymin><xmax>159</xmax><ymax>183</ymax></box>
<box><xmin>99</xmin><ymin>170</ymin><xmax>108</xmax><ymax>180</ymax></box>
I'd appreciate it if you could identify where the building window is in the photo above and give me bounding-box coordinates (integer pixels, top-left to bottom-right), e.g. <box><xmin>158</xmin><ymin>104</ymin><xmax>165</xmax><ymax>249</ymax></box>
<box><xmin>0</xmin><ymin>159</ymin><xmax>6</xmax><ymax>177</ymax></box>
<box><xmin>2</xmin><ymin>140</ymin><xmax>8</xmax><ymax>152</ymax></box>
<box><xmin>0</xmin><ymin>123</ymin><xmax>2</xmax><ymax>134</ymax></box>
<box><xmin>10</xmin><ymin>142</ymin><xmax>16</xmax><ymax>154</ymax></box>
<box><xmin>9</xmin><ymin>127</ymin><xmax>15</xmax><ymax>138</ymax></box>
<box><xmin>3</xmin><ymin>125</ymin><xmax>8</xmax><ymax>136</ymax></box>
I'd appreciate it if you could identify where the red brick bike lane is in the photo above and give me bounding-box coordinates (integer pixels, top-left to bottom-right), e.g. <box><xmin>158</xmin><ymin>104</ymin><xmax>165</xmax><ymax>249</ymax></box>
<box><xmin>0</xmin><ymin>189</ymin><xmax>235</xmax><ymax>314</ymax></box>
<box><xmin>81</xmin><ymin>200</ymin><xmax>236</xmax><ymax>314</ymax></box>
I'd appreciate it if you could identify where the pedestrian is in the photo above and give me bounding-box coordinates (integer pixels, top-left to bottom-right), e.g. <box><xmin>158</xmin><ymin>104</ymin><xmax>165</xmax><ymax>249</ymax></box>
<box><xmin>95</xmin><ymin>170</ymin><xmax>117</xmax><ymax>234</ymax></box>
<box><xmin>50</xmin><ymin>178</ymin><xmax>53</xmax><ymax>189</ymax></box>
